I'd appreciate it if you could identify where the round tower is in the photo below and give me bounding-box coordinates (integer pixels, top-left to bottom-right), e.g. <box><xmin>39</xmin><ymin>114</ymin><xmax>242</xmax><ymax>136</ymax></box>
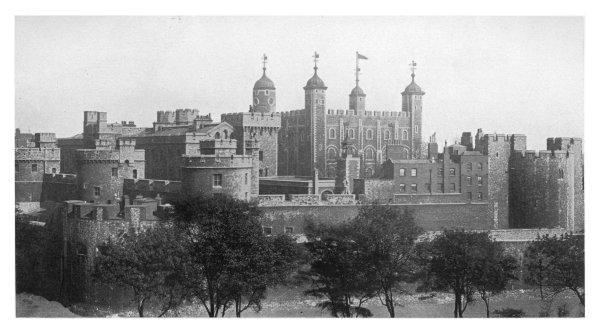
<box><xmin>401</xmin><ymin>60</ymin><xmax>425</xmax><ymax>159</ymax></box>
<box><xmin>252</xmin><ymin>54</ymin><xmax>276</xmax><ymax>113</ymax></box>
<box><xmin>303</xmin><ymin>52</ymin><xmax>328</xmax><ymax>176</ymax></box>
<box><xmin>349</xmin><ymin>52</ymin><xmax>367</xmax><ymax>111</ymax></box>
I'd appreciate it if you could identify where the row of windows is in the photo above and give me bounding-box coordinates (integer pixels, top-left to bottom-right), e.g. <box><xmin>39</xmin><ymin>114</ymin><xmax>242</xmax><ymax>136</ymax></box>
<box><xmin>398</xmin><ymin>168</ymin><xmax>484</xmax><ymax>185</ymax></box>
<box><xmin>398</xmin><ymin>183</ymin><xmax>484</xmax><ymax>199</ymax></box>
<box><xmin>328</xmin><ymin>128</ymin><xmax>417</xmax><ymax>140</ymax></box>
<box><xmin>15</xmin><ymin>163</ymin><xmax>57</xmax><ymax>174</ymax></box>
<box><xmin>213</xmin><ymin>130</ymin><xmax>229</xmax><ymax>140</ymax></box>
<box><xmin>466</xmin><ymin>162</ymin><xmax>485</xmax><ymax>171</ymax></box>
<box><xmin>262</xmin><ymin>226</ymin><xmax>294</xmax><ymax>235</ymax></box>
<box><xmin>213</xmin><ymin>173</ymin><xmax>250</xmax><ymax>187</ymax></box>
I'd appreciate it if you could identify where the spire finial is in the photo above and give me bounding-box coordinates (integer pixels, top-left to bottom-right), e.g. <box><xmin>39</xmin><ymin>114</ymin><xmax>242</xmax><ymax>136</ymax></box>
<box><xmin>409</xmin><ymin>60</ymin><xmax>417</xmax><ymax>81</ymax></box>
<box><xmin>355</xmin><ymin>52</ymin><xmax>368</xmax><ymax>88</ymax></box>
<box><xmin>262</xmin><ymin>54</ymin><xmax>268</xmax><ymax>74</ymax></box>
<box><xmin>313</xmin><ymin>51</ymin><xmax>320</xmax><ymax>72</ymax></box>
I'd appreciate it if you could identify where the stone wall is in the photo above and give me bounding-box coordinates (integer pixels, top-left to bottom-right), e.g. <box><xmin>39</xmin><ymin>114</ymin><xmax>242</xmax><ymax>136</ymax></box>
<box><xmin>289</xmin><ymin>194</ymin><xmax>320</xmax><ymax>205</ymax></box>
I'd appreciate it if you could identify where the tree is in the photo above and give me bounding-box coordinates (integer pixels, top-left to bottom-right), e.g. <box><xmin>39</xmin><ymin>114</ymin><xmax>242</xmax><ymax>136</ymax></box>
<box><xmin>472</xmin><ymin>242</ymin><xmax>518</xmax><ymax>317</ymax></box>
<box><xmin>93</xmin><ymin>224</ymin><xmax>187</xmax><ymax>317</ymax></box>
<box><xmin>523</xmin><ymin>233</ymin><xmax>585</xmax><ymax>306</ymax></box>
<box><xmin>303</xmin><ymin>221</ymin><xmax>379</xmax><ymax>318</ymax></box>
<box><xmin>424</xmin><ymin>230</ymin><xmax>515</xmax><ymax>318</ymax></box>
<box><xmin>172</xmin><ymin>194</ymin><xmax>300</xmax><ymax>317</ymax></box>
<box><xmin>349</xmin><ymin>204</ymin><xmax>422</xmax><ymax>318</ymax></box>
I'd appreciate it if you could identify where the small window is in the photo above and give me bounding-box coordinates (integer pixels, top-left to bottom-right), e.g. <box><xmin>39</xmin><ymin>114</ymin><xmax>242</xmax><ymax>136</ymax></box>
<box><xmin>466</xmin><ymin>163</ymin><xmax>472</xmax><ymax>171</ymax></box>
<box><xmin>365</xmin><ymin>148</ymin><xmax>374</xmax><ymax>160</ymax></box>
<box><xmin>213</xmin><ymin>174</ymin><xmax>222</xmax><ymax>187</ymax></box>
<box><xmin>411</xmin><ymin>168</ymin><xmax>417</xmax><ymax>177</ymax></box>
<box><xmin>265</xmin><ymin>90</ymin><xmax>269</xmax><ymax>95</ymax></box>
<box><xmin>94</xmin><ymin>187</ymin><xmax>101</xmax><ymax>197</ymax></box>
<box><xmin>259</xmin><ymin>151</ymin><xmax>264</xmax><ymax>161</ymax></box>
<box><xmin>215</xmin><ymin>132</ymin><xmax>221</xmax><ymax>140</ymax></box>
<box><xmin>348</xmin><ymin>129</ymin><xmax>355</xmax><ymax>139</ymax></box>
<box><xmin>15</xmin><ymin>163</ymin><xmax>19</xmax><ymax>173</ymax></box>
<box><xmin>496</xmin><ymin>152</ymin><xmax>500</xmax><ymax>157</ymax></box>
<box><xmin>467</xmin><ymin>176</ymin><xmax>472</xmax><ymax>185</ymax></box>
<box><xmin>285</xmin><ymin>226</ymin><xmax>294</xmax><ymax>234</ymax></box>
<box><xmin>366</xmin><ymin>167</ymin><xmax>374</xmax><ymax>177</ymax></box>
<box><xmin>449</xmin><ymin>168</ymin><xmax>456</xmax><ymax>176</ymax></box>
<box><xmin>450</xmin><ymin>183</ymin><xmax>456</xmax><ymax>193</ymax></box>
<box><xmin>83</xmin><ymin>183</ymin><xmax>88</xmax><ymax>189</ymax></box>
<box><xmin>263</xmin><ymin>226</ymin><xmax>272</xmax><ymax>235</ymax></box>
<box><xmin>112</xmin><ymin>168</ymin><xmax>118</xmax><ymax>177</ymax></box>
<box><xmin>477</xmin><ymin>162</ymin><xmax>483</xmax><ymax>171</ymax></box>
<box><xmin>399</xmin><ymin>168</ymin><xmax>405</xmax><ymax>176</ymax></box>
<box><xmin>224</xmin><ymin>130</ymin><xmax>229</xmax><ymax>139</ymax></box>
<box><xmin>437</xmin><ymin>168</ymin><xmax>443</xmax><ymax>177</ymax></box>
<box><xmin>133</xmin><ymin>169</ymin><xmax>138</xmax><ymax>179</ymax></box>
<box><xmin>366</xmin><ymin>129</ymin><xmax>373</xmax><ymax>140</ymax></box>
<box><xmin>245</xmin><ymin>173</ymin><xmax>248</xmax><ymax>185</ymax></box>
<box><xmin>399</xmin><ymin>184</ymin><xmax>406</xmax><ymax>193</ymax></box>
<box><xmin>410</xmin><ymin>183</ymin><xmax>417</xmax><ymax>193</ymax></box>
<box><xmin>559</xmin><ymin>169</ymin><xmax>564</xmax><ymax>179</ymax></box>
<box><xmin>52</xmin><ymin>168</ymin><xmax>57</xmax><ymax>174</ymax></box>
<box><xmin>437</xmin><ymin>183</ymin><xmax>443</xmax><ymax>192</ymax></box>
<box><xmin>415</xmin><ymin>126</ymin><xmax>419</xmax><ymax>133</ymax></box>
<box><xmin>402</xmin><ymin>130</ymin><xmax>408</xmax><ymax>140</ymax></box>
<box><xmin>384</xmin><ymin>130</ymin><xmax>390</xmax><ymax>140</ymax></box>
<box><xmin>468</xmin><ymin>192</ymin><xmax>472</xmax><ymax>200</ymax></box>
<box><xmin>329</xmin><ymin>128</ymin><xmax>336</xmax><ymax>139</ymax></box>
<box><xmin>31</xmin><ymin>164</ymin><xmax>38</xmax><ymax>172</ymax></box>
<box><xmin>477</xmin><ymin>176</ymin><xmax>483</xmax><ymax>186</ymax></box>
<box><xmin>478</xmin><ymin>192</ymin><xmax>483</xmax><ymax>200</ymax></box>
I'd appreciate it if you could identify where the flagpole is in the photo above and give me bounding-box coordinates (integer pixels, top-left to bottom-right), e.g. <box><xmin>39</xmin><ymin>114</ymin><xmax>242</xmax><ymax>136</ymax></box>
<box><xmin>355</xmin><ymin>51</ymin><xmax>359</xmax><ymax>87</ymax></box>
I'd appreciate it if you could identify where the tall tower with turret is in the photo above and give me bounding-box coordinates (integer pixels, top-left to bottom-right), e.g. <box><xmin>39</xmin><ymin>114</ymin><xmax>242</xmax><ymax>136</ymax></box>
<box><xmin>349</xmin><ymin>52</ymin><xmax>367</xmax><ymax>111</ymax></box>
<box><xmin>303</xmin><ymin>52</ymin><xmax>328</xmax><ymax>176</ymax></box>
<box><xmin>401</xmin><ymin>60</ymin><xmax>425</xmax><ymax>159</ymax></box>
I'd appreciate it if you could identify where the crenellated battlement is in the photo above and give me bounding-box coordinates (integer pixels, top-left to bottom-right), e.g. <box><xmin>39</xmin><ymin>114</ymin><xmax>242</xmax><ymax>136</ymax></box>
<box><xmin>15</xmin><ymin>148</ymin><xmax>61</xmax><ymax>160</ymax></box>
<box><xmin>512</xmin><ymin>149</ymin><xmax>569</xmax><ymax>161</ymax></box>
<box><xmin>181</xmin><ymin>154</ymin><xmax>254</xmax><ymax>168</ymax></box>
<box><xmin>324</xmin><ymin>108</ymin><xmax>407</xmax><ymax>118</ymax></box>
<box><xmin>76</xmin><ymin>148</ymin><xmax>144</xmax><ymax>163</ymax></box>
<box><xmin>281</xmin><ymin>109</ymin><xmax>307</xmax><ymax>117</ymax></box>
<box><xmin>123</xmin><ymin>178</ymin><xmax>182</xmax><ymax>194</ymax></box>
<box><xmin>43</xmin><ymin>173</ymin><xmax>78</xmax><ymax>184</ymax></box>
<box><xmin>221</xmin><ymin>111</ymin><xmax>282</xmax><ymax>128</ymax></box>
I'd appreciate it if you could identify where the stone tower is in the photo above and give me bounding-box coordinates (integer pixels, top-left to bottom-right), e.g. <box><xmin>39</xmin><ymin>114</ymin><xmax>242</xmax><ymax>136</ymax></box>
<box><xmin>303</xmin><ymin>52</ymin><xmax>328</xmax><ymax>176</ymax></box>
<box><xmin>401</xmin><ymin>61</ymin><xmax>425</xmax><ymax>159</ymax></box>
<box><xmin>252</xmin><ymin>54</ymin><xmax>276</xmax><ymax>114</ymax></box>
<box><xmin>349</xmin><ymin>52</ymin><xmax>367</xmax><ymax>111</ymax></box>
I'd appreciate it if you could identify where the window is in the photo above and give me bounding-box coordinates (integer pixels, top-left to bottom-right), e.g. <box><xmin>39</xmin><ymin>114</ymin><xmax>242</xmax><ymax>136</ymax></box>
<box><xmin>410</xmin><ymin>183</ymin><xmax>418</xmax><ymax>193</ymax></box>
<box><xmin>468</xmin><ymin>192</ymin><xmax>472</xmax><ymax>200</ymax></box>
<box><xmin>415</xmin><ymin>125</ymin><xmax>419</xmax><ymax>133</ymax></box>
<box><xmin>348</xmin><ymin>129</ymin><xmax>355</xmax><ymax>139</ymax></box>
<box><xmin>449</xmin><ymin>168</ymin><xmax>456</xmax><ymax>176</ymax></box>
<box><xmin>425</xmin><ymin>183</ymin><xmax>431</xmax><ymax>192</ymax></box>
<box><xmin>328</xmin><ymin>148</ymin><xmax>337</xmax><ymax>159</ymax></box>
<box><xmin>477</xmin><ymin>162</ymin><xmax>483</xmax><ymax>171</ymax></box>
<box><xmin>215</xmin><ymin>132</ymin><xmax>221</xmax><ymax>139</ymax></box>
<box><xmin>450</xmin><ymin>183</ymin><xmax>456</xmax><ymax>193</ymax></box>
<box><xmin>366</xmin><ymin>129</ymin><xmax>373</xmax><ymax>140</ymax></box>
<box><xmin>15</xmin><ymin>163</ymin><xmax>19</xmax><ymax>173</ymax></box>
<box><xmin>477</xmin><ymin>176</ymin><xmax>483</xmax><ymax>186</ymax></box>
<box><xmin>437</xmin><ymin>168</ymin><xmax>443</xmax><ymax>177</ymax></box>
<box><xmin>259</xmin><ymin>169</ymin><xmax>263</xmax><ymax>177</ymax></box>
<box><xmin>399</xmin><ymin>168</ymin><xmax>405</xmax><ymax>176</ymax></box>
<box><xmin>402</xmin><ymin>130</ymin><xmax>408</xmax><ymax>140</ymax></box>
<box><xmin>559</xmin><ymin>169</ymin><xmax>564</xmax><ymax>179</ymax></box>
<box><xmin>466</xmin><ymin>163</ymin><xmax>472</xmax><ymax>171</ymax></box>
<box><xmin>467</xmin><ymin>176</ymin><xmax>472</xmax><ymax>185</ymax></box>
<box><xmin>31</xmin><ymin>164</ymin><xmax>37</xmax><ymax>172</ymax></box>
<box><xmin>263</xmin><ymin>226</ymin><xmax>272</xmax><ymax>235</ymax></box>
<box><xmin>245</xmin><ymin>173</ymin><xmax>248</xmax><ymax>184</ymax></box>
<box><xmin>437</xmin><ymin>183</ymin><xmax>443</xmax><ymax>192</ymax></box>
<box><xmin>478</xmin><ymin>192</ymin><xmax>483</xmax><ymax>200</ymax></box>
<box><xmin>223</xmin><ymin>130</ymin><xmax>228</xmax><ymax>139</ymax></box>
<box><xmin>83</xmin><ymin>183</ymin><xmax>88</xmax><ymax>189</ymax></box>
<box><xmin>213</xmin><ymin>174</ymin><xmax>222</xmax><ymax>187</ymax></box>
<box><xmin>259</xmin><ymin>151</ymin><xmax>264</xmax><ymax>161</ymax></box>
<box><xmin>112</xmin><ymin>168</ymin><xmax>118</xmax><ymax>177</ymax></box>
<box><xmin>329</xmin><ymin>128</ymin><xmax>336</xmax><ymax>139</ymax></box>
<box><xmin>366</xmin><ymin>168</ymin><xmax>374</xmax><ymax>177</ymax></box>
<box><xmin>265</xmin><ymin>90</ymin><xmax>269</xmax><ymax>95</ymax></box>
<box><xmin>133</xmin><ymin>169</ymin><xmax>138</xmax><ymax>179</ymax></box>
<box><xmin>399</xmin><ymin>184</ymin><xmax>406</xmax><ymax>193</ymax></box>
<box><xmin>285</xmin><ymin>226</ymin><xmax>294</xmax><ymax>234</ymax></box>
<box><xmin>365</xmin><ymin>148</ymin><xmax>374</xmax><ymax>160</ymax></box>
<box><xmin>52</xmin><ymin>168</ymin><xmax>57</xmax><ymax>174</ymax></box>
<box><xmin>94</xmin><ymin>187</ymin><xmax>100</xmax><ymax>197</ymax></box>
<box><xmin>384</xmin><ymin>130</ymin><xmax>390</xmax><ymax>140</ymax></box>
<box><xmin>411</xmin><ymin>168</ymin><xmax>417</xmax><ymax>177</ymax></box>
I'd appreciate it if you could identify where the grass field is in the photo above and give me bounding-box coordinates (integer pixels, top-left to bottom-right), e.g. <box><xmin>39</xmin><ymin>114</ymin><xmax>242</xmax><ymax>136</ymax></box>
<box><xmin>68</xmin><ymin>285</ymin><xmax>584</xmax><ymax>318</ymax></box>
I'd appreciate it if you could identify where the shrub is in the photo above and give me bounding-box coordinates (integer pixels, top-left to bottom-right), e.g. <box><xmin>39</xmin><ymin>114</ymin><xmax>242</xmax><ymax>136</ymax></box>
<box><xmin>493</xmin><ymin>308</ymin><xmax>525</xmax><ymax>318</ymax></box>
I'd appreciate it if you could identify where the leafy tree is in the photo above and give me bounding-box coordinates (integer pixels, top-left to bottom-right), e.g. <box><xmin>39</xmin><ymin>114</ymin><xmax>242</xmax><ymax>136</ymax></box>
<box><xmin>93</xmin><ymin>224</ymin><xmax>187</xmax><ymax>317</ymax></box>
<box><xmin>523</xmin><ymin>233</ymin><xmax>584</xmax><ymax>306</ymax></box>
<box><xmin>349</xmin><ymin>204</ymin><xmax>422</xmax><ymax>317</ymax></box>
<box><xmin>303</xmin><ymin>221</ymin><xmax>379</xmax><ymax>318</ymax></box>
<box><xmin>172</xmin><ymin>194</ymin><xmax>299</xmax><ymax>317</ymax></box>
<box><xmin>424</xmin><ymin>230</ymin><xmax>514</xmax><ymax>318</ymax></box>
<box><xmin>472</xmin><ymin>241</ymin><xmax>518</xmax><ymax>317</ymax></box>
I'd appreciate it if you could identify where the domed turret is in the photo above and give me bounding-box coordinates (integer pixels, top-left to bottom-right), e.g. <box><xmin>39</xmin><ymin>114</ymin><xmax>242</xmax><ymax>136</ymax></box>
<box><xmin>252</xmin><ymin>54</ymin><xmax>276</xmax><ymax>113</ymax></box>
<box><xmin>305</xmin><ymin>67</ymin><xmax>327</xmax><ymax>90</ymax></box>
<box><xmin>402</xmin><ymin>72</ymin><xmax>425</xmax><ymax>95</ymax></box>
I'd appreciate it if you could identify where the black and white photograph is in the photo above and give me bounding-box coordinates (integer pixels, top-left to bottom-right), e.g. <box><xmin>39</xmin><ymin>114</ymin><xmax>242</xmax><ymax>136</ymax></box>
<box><xmin>8</xmin><ymin>4</ymin><xmax>594</xmax><ymax>321</ymax></box>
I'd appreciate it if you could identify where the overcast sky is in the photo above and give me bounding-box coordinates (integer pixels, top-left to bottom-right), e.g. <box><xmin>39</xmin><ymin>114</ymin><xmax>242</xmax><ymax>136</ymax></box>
<box><xmin>15</xmin><ymin>16</ymin><xmax>583</xmax><ymax>150</ymax></box>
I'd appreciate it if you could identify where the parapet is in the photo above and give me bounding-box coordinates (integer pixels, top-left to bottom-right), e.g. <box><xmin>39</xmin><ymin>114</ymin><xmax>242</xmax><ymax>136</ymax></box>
<box><xmin>324</xmin><ymin>109</ymin><xmax>407</xmax><ymax>118</ymax></box>
<box><xmin>43</xmin><ymin>173</ymin><xmax>77</xmax><ymax>184</ymax></box>
<box><xmin>221</xmin><ymin>111</ymin><xmax>281</xmax><ymax>128</ymax></box>
<box><xmin>123</xmin><ymin>178</ymin><xmax>182</xmax><ymax>194</ymax></box>
<box><xmin>15</xmin><ymin>148</ymin><xmax>61</xmax><ymax>161</ymax></box>
<box><xmin>34</xmin><ymin>133</ymin><xmax>57</xmax><ymax>143</ymax></box>
<box><xmin>181</xmin><ymin>154</ymin><xmax>254</xmax><ymax>168</ymax></box>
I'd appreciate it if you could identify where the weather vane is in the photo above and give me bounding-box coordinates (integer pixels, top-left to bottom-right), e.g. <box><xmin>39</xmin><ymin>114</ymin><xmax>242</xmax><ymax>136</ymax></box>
<box><xmin>313</xmin><ymin>51</ymin><xmax>320</xmax><ymax>69</ymax></box>
<box><xmin>262</xmin><ymin>54</ymin><xmax>268</xmax><ymax>72</ymax></box>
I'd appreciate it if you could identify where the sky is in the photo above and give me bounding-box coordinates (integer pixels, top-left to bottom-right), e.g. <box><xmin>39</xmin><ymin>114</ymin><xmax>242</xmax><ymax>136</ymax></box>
<box><xmin>15</xmin><ymin>16</ymin><xmax>584</xmax><ymax>151</ymax></box>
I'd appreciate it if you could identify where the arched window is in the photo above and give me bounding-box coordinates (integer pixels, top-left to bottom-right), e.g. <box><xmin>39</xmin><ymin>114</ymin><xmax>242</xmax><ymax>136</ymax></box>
<box><xmin>329</xmin><ymin>128</ymin><xmax>336</xmax><ymax>139</ymax></box>
<box><xmin>366</xmin><ymin>167</ymin><xmax>374</xmax><ymax>177</ymax></box>
<box><xmin>215</xmin><ymin>132</ymin><xmax>221</xmax><ymax>140</ymax></box>
<box><xmin>223</xmin><ymin>129</ymin><xmax>228</xmax><ymax>139</ymax></box>
<box><xmin>415</xmin><ymin>125</ymin><xmax>419</xmax><ymax>133</ymax></box>
<box><xmin>366</xmin><ymin>129</ymin><xmax>373</xmax><ymax>140</ymax></box>
<box><xmin>559</xmin><ymin>169</ymin><xmax>564</xmax><ymax>179</ymax></box>
<box><xmin>348</xmin><ymin>146</ymin><xmax>357</xmax><ymax>156</ymax></box>
<box><xmin>402</xmin><ymin>148</ymin><xmax>408</xmax><ymax>159</ymax></box>
<box><xmin>477</xmin><ymin>162</ymin><xmax>483</xmax><ymax>171</ymax></box>
<box><xmin>348</xmin><ymin>129</ymin><xmax>355</xmax><ymax>139</ymax></box>
<box><xmin>402</xmin><ymin>130</ymin><xmax>408</xmax><ymax>140</ymax></box>
<box><xmin>327</xmin><ymin>148</ymin><xmax>337</xmax><ymax>159</ymax></box>
<box><xmin>384</xmin><ymin>130</ymin><xmax>390</xmax><ymax>140</ymax></box>
<box><xmin>365</xmin><ymin>148</ymin><xmax>374</xmax><ymax>160</ymax></box>
<box><xmin>133</xmin><ymin>169</ymin><xmax>138</xmax><ymax>179</ymax></box>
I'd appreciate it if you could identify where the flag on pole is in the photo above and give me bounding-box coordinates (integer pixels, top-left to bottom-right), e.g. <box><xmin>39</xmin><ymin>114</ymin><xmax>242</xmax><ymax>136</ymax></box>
<box><xmin>357</xmin><ymin>52</ymin><xmax>368</xmax><ymax>60</ymax></box>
